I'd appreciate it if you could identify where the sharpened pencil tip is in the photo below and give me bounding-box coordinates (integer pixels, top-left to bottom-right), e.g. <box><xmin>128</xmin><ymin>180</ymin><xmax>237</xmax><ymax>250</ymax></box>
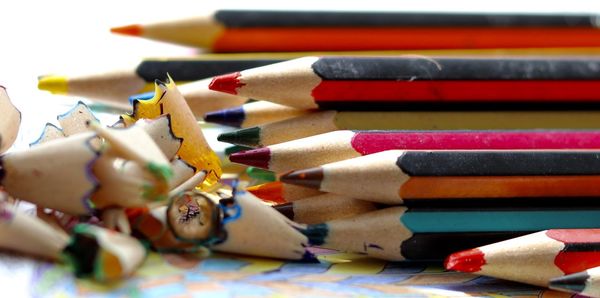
<box><xmin>217</xmin><ymin>127</ymin><xmax>261</xmax><ymax>147</ymax></box>
<box><xmin>38</xmin><ymin>76</ymin><xmax>68</xmax><ymax>94</ymax></box>
<box><xmin>444</xmin><ymin>248</ymin><xmax>485</xmax><ymax>273</ymax></box>
<box><xmin>273</xmin><ymin>202</ymin><xmax>294</xmax><ymax>220</ymax></box>
<box><xmin>301</xmin><ymin>250</ymin><xmax>320</xmax><ymax>263</ymax></box>
<box><xmin>246</xmin><ymin>182</ymin><xmax>287</xmax><ymax>204</ymax></box>
<box><xmin>549</xmin><ymin>271</ymin><xmax>589</xmax><ymax>294</ymax></box>
<box><xmin>209</xmin><ymin>72</ymin><xmax>245</xmax><ymax>95</ymax></box>
<box><xmin>110</xmin><ymin>24</ymin><xmax>142</xmax><ymax>37</ymax></box>
<box><xmin>230</xmin><ymin>148</ymin><xmax>271</xmax><ymax>169</ymax></box>
<box><xmin>204</xmin><ymin>106</ymin><xmax>245</xmax><ymax>127</ymax></box>
<box><xmin>224</xmin><ymin>145</ymin><xmax>253</xmax><ymax>156</ymax></box>
<box><xmin>280</xmin><ymin>168</ymin><xmax>324</xmax><ymax>190</ymax></box>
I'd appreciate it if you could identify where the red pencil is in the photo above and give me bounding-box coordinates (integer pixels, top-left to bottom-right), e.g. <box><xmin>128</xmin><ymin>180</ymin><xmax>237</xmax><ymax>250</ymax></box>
<box><xmin>210</xmin><ymin>56</ymin><xmax>600</xmax><ymax>109</ymax></box>
<box><xmin>230</xmin><ymin>130</ymin><xmax>600</xmax><ymax>173</ymax></box>
<box><xmin>445</xmin><ymin>229</ymin><xmax>600</xmax><ymax>287</ymax></box>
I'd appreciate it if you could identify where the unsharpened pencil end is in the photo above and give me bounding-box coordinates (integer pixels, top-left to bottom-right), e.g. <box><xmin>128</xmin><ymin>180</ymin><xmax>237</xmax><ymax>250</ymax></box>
<box><xmin>230</xmin><ymin>147</ymin><xmax>271</xmax><ymax>169</ymax></box>
<box><xmin>444</xmin><ymin>248</ymin><xmax>486</xmax><ymax>273</ymax></box>
<box><xmin>38</xmin><ymin>75</ymin><xmax>68</xmax><ymax>94</ymax></box>
<box><xmin>204</xmin><ymin>106</ymin><xmax>245</xmax><ymax>127</ymax></box>
<box><xmin>217</xmin><ymin>127</ymin><xmax>261</xmax><ymax>147</ymax></box>
<box><xmin>209</xmin><ymin>72</ymin><xmax>244</xmax><ymax>95</ymax></box>
<box><xmin>110</xmin><ymin>24</ymin><xmax>142</xmax><ymax>37</ymax></box>
<box><xmin>549</xmin><ymin>272</ymin><xmax>589</xmax><ymax>294</ymax></box>
<box><xmin>280</xmin><ymin>168</ymin><xmax>324</xmax><ymax>190</ymax></box>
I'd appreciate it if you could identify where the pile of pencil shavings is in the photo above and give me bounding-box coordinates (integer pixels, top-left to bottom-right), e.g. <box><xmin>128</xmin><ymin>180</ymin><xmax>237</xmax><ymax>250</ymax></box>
<box><xmin>0</xmin><ymin>80</ymin><xmax>314</xmax><ymax>283</ymax></box>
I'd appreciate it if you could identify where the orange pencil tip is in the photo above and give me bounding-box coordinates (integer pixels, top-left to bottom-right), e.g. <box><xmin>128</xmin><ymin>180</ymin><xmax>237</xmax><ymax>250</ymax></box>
<box><xmin>110</xmin><ymin>24</ymin><xmax>142</xmax><ymax>36</ymax></box>
<box><xmin>444</xmin><ymin>248</ymin><xmax>486</xmax><ymax>273</ymax></box>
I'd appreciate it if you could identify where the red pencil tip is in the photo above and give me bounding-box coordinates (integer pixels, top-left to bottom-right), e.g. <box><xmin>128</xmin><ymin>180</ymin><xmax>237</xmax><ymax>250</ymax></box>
<box><xmin>229</xmin><ymin>148</ymin><xmax>271</xmax><ymax>169</ymax></box>
<box><xmin>280</xmin><ymin>168</ymin><xmax>324</xmax><ymax>189</ymax></box>
<box><xmin>209</xmin><ymin>72</ymin><xmax>245</xmax><ymax>95</ymax></box>
<box><xmin>110</xmin><ymin>24</ymin><xmax>143</xmax><ymax>36</ymax></box>
<box><xmin>444</xmin><ymin>248</ymin><xmax>486</xmax><ymax>273</ymax></box>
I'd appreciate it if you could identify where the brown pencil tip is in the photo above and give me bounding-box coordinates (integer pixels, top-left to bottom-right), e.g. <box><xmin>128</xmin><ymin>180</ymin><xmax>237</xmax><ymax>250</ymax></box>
<box><xmin>444</xmin><ymin>248</ymin><xmax>485</xmax><ymax>273</ymax></box>
<box><xmin>209</xmin><ymin>72</ymin><xmax>245</xmax><ymax>95</ymax></box>
<box><xmin>273</xmin><ymin>203</ymin><xmax>294</xmax><ymax>220</ymax></box>
<box><xmin>280</xmin><ymin>168</ymin><xmax>323</xmax><ymax>190</ymax></box>
<box><xmin>110</xmin><ymin>24</ymin><xmax>142</xmax><ymax>36</ymax></box>
<box><xmin>229</xmin><ymin>148</ymin><xmax>271</xmax><ymax>169</ymax></box>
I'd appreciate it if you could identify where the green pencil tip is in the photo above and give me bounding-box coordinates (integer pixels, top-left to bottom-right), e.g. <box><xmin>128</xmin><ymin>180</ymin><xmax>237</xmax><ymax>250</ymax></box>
<box><xmin>147</xmin><ymin>162</ymin><xmax>173</xmax><ymax>182</ymax></box>
<box><xmin>217</xmin><ymin>126</ymin><xmax>261</xmax><ymax>147</ymax></box>
<box><xmin>246</xmin><ymin>167</ymin><xmax>276</xmax><ymax>182</ymax></box>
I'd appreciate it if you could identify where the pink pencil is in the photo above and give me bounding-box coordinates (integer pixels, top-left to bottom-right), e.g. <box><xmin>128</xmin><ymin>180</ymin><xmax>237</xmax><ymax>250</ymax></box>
<box><xmin>230</xmin><ymin>130</ymin><xmax>600</xmax><ymax>172</ymax></box>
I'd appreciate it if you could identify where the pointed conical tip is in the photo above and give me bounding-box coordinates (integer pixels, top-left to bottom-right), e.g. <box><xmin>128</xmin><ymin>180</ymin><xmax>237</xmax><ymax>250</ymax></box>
<box><xmin>549</xmin><ymin>271</ymin><xmax>589</xmax><ymax>294</ymax></box>
<box><xmin>246</xmin><ymin>182</ymin><xmax>286</xmax><ymax>204</ymax></box>
<box><xmin>217</xmin><ymin>127</ymin><xmax>261</xmax><ymax>147</ymax></box>
<box><xmin>204</xmin><ymin>106</ymin><xmax>245</xmax><ymax>127</ymax></box>
<box><xmin>273</xmin><ymin>202</ymin><xmax>294</xmax><ymax>219</ymax></box>
<box><xmin>230</xmin><ymin>147</ymin><xmax>271</xmax><ymax>169</ymax></box>
<box><xmin>209</xmin><ymin>72</ymin><xmax>244</xmax><ymax>95</ymax></box>
<box><xmin>110</xmin><ymin>24</ymin><xmax>142</xmax><ymax>36</ymax></box>
<box><xmin>280</xmin><ymin>168</ymin><xmax>323</xmax><ymax>189</ymax></box>
<box><xmin>224</xmin><ymin>145</ymin><xmax>253</xmax><ymax>156</ymax></box>
<box><xmin>444</xmin><ymin>248</ymin><xmax>485</xmax><ymax>273</ymax></box>
<box><xmin>38</xmin><ymin>76</ymin><xmax>68</xmax><ymax>94</ymax></box>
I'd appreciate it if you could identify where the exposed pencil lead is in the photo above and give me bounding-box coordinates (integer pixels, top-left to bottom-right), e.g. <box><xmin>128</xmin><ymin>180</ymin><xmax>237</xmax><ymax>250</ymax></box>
<box><xmin>229</xmin><ymin>148</ymin><xmax>270</xmax><ymax>169</ymax></box>
<box><xmin>204</xmin><ymin>106</ymin><xmax>245</xmax><ymax>127</ymax></box>
<box><xmin>110</xmin><ymin>24</ymin><xmax>142</xmax><ymax>37</ymax></box>
<box><xmin>38</xmin><ymin>75</ymin><xmax>68</xmax><ymax>94</ymax></box>
<box><xmin>549</xmin><ymin>271</ymin><xmax>589</xmax><ymax>293</ymax></box>
<box><xmin>444</xmin><ymin>248</ymin><xmax>486</xmax><ymax>273</ymax></box>
<box><xmin>217</xmin><ymin>127</ymin><xmax>261</xmax><ymax>147</ymax></box>
<box><xmin>209</xmin><ymin>72</ymin><xmax>244</xmax><ymax>95</ymax></box>
<box><xmin>280</xmin><ymin>168</ymin><xmax>324</xmax><ymax>189</ymax></box>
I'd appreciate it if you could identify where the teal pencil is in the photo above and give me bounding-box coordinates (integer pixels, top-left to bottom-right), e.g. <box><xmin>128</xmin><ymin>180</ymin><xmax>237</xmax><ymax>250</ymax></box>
<box><xmin>301</xmin><ymin>206</ymin><xmax>600</xmax><ymax>260</ymax></box>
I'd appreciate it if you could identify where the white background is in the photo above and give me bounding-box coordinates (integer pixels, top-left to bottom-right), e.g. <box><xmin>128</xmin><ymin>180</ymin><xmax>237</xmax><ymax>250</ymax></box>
<box><xmin>1</xmin><ymin>1</ymin><xmax>600</xmax><ymax>296</ymax></box>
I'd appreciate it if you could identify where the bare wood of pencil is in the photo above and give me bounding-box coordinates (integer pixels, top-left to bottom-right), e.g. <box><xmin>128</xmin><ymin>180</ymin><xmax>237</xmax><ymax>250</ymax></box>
<box><xmin>274</xmin><ymin>193</ymin><xmax>378</xmax><ymax>224</ymax></box>
<box><xmin>217</xmin><ymin>110</ymin><xmax>600</xmax><ymax>148</ymax></box>
<box><xmin>0</xmin><ymin>86</ymin><xmax>21</xmax><ymax>153</ymax></box>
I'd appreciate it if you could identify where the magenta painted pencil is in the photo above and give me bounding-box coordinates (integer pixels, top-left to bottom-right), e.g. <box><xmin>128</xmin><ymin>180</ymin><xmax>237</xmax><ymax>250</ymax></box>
<box><xmin>230</xmin><ymin>130</ymin><xmax>600</xmax><ymax>172</ymax></box>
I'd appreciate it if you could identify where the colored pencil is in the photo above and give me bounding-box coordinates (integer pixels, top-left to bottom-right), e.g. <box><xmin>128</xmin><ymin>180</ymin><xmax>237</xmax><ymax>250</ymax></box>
<box><xmin>230</xmin><ymin>130</ymin><xmax>600</xmax><ymax>173</ymax></box>
<box><xmin>301</xmin><ymin>206</ymin><xmax>537</xmax><ymax>261</ymax></box>
<box><xmin>274</xmin><ymin>193</ymin><xmax>378</xmax><ymax>224</ymax></box>
<box><xmin>210</xmin><ymin>56</ymin><xmax>600</xmax><ymax>109</ymax></box>
<box><xmin>246</xmin><ymin>181</ymin><xmax>324</xmax><ymax>204</ymax></box>
<box><xmin>0</xmin><ymin>86</ymin><xmax>21</xmax><ymax>154</ymax></box>
<box><xmin>111</xmin><ymin>10</ymin><xmax>600</xmax><ymax>51</ymax></box>
<box><xmin>216</xmin><ymin>110</ymin><xmax>600</xmax><ymax>147</ymax></box>
<box><xmin>37</xmin><ymin>56</ymin><xmax>279</xmax><ymax>104</ymax></box>
<box><xmin>204</xmin><ymin>100</ymin><xmax>311</xmax><ymax>128</ymax></box>
<box><xmin>445</xmin><ymin>229</ymin><xmax>600</xmax><ymax>287</ymax></box>
<box><xmin>550</xmin><ymin>265</ymin><xmax>600</xmax><ymax>297</ymax></box>
<box><xmin>281</xmin><ymin>150</ymin><xmax>600</xmax><ymax>204</ymax></box>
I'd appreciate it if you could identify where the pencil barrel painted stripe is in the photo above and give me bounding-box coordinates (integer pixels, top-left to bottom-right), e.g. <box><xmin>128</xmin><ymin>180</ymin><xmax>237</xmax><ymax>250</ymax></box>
<box><xmin>136</xmin><ymin>59</ymin><xmax>282</xmax><ymax>82</ymax></box>
<box><xmin>311</xmin><ymin>57</ymin><xmax>600</xmax><ymax>80</ymax></box>
<box><xmin>350</xmin><ymin>131</ymin><xmax>600</xmax><ymax>155</ymax></box>
<box><xmin>400</xmin><ymin>176</ymin><xmax>600</xmax><ymax>198</ymax></box>
<box><xmin>396</xmin><ymin>151</ymin><xmax>600</xmax><ymax>176</ymax></box>
<box><xmin>312</xmin><ymin>80</ymin><xmax>600</xmax><ymax>103</ymax></box>
<box><xmin>214</xmin><ymin>10</ymin><xmax>599</xmax><ymax>27</ymax></box>
<box><xmin>400</xmin><ymin>210</ymin><xmax>600</xmax><ymax>232</ymax></box>
<box><xmin>212</xmin><ymin>28</ymin><xmax>600</xmax><ymax>52</ymax></box>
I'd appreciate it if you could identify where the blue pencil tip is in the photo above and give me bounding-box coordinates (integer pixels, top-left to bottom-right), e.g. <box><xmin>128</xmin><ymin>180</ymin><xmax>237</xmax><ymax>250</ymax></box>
<box><xmin>204</xmin><ymin>106</ymin><xmax>245</xmax><ymax>128</ymax></box>
<box><xmin>129</xmin><ymin>91</ymin><xmax>155</xmax><ymax>104</ymax></box>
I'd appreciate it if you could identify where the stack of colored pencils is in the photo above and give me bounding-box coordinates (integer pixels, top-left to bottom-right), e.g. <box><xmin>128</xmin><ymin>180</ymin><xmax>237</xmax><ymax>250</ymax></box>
<box><xmin>36</xmin><ymin>9</ymin><xmax>600</xmax><ymax>296</ymax></box>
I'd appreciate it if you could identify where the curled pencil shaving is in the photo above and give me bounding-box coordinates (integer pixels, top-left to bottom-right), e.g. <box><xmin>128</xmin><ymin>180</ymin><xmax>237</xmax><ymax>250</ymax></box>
<box><xmin>122</xmin><ymin>76</ymin><xmax>222</xmax><ymax>189</ymax></box>
<box><xmin>0</xmin><ymin>87</ymin><xmax>21</xmax><ymax>154</ymax></box>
